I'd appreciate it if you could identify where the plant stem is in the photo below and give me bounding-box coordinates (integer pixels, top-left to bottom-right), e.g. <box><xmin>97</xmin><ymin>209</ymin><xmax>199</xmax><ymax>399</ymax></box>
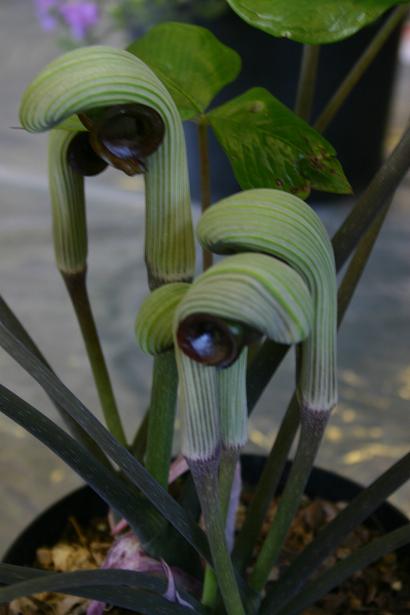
<box><xmin>145</xmin><ymin>351</ymin><xmax>178</xmax><ymax>488</ymax></box>
<box><xmin>262</xmin><ymin>450</ymin><xmax>410</xmax><ymax>613</ymax></box>
<box><xmin>219</xmin><ymin>448</ymin><xmax>240</xmax><ymax>522</ymax></box>
<box><xmin>249</xmin><ymin>407</ymin><xmax>328</xmax><ymax>592</ymax></box>
<box><xmin>63</xmin><ymin>271</ymin><xmax>126</xmax><ymax>445</ymax></box>
<box><xmin>189</xmin><ymin>457</ymin><xmax>245</xmax><ymax>615</ymax></box>
<box><xmin>337</xmin><ymin>206</ymin><xmax>389</xmax><ymax>326</ymax></box>
<box><xmin>202</xmin><ymin>448</ymin><xmax>239</xmax><ymax>608</ymax></box>
<box><xmin>198</xmin><ymin>116</ymin><xmax>213</xmax><ymax>271</ymax></box>
<box><xmin>295</xmin><ymin>45</ymin><xmax>320</xmax><ymax>121</ymax></box>
<box><xmin>131</xmin><ymin>407</ymin><xmax>149</xmax><ymax>461</ymax></box>
<box><xmin>314</xmin><ymin>6</ymin><xmax>408</xmax><ymax>133</ymax></box>
<box><xmin>274</xmin><ymin>523</ymin><xmax>410</xmax><ymax>615</ymax></box>
<box><xmin>332</xmin><ymin>122</ymin><xmax>410</xmax><ymax>271</ymax></box>
<box><xmin>233</xmin><ymin>395</ymin><xmax>299</xmax><ymax>571</ymax></box>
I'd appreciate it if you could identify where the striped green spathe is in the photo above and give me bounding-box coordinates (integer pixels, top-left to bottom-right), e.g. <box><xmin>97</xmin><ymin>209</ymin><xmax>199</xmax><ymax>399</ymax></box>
<box><xmin>197</xmin><ymin>189</ymin><xmax>337</xmax><ymax>413</ymax></box>
<box><xmin>48</xmin><ymin>129</ymin><xmax>87</xmax><ymax>275</ymax></box>
<box><xmin>176</xmin><ymin>348</ymin><xmax>219</xmax><ymax>461</ymax></box>
<box><xmin>175</xmin><ymin>252</ymin><xmax>313</xmax><ymax>458</ymax></box>
<box><xmin>176</xmin><ymin>253</ymin><xmax>313</xmax><ymax>345</ymax></box>
<box><xmin>19</xmin><ymin>45</ymin><xmax>195</xmax><ymax>287</ymax></box>
<box><xmin>219</xmin><ymin>348</ymin><xmax>248</xmax><ymax>449</ymax></box>
<box><xmin>135</xmin><ymin>282</ymin><xmax>190</xmax><ymax>355</ymax></box>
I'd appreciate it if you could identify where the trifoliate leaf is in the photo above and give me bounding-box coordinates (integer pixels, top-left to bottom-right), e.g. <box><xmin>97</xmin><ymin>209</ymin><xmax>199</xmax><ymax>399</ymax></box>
<box><xmin>208</xmin><ymin>88</ymin><xmax>352</xmax><ymax>198</ymax></box>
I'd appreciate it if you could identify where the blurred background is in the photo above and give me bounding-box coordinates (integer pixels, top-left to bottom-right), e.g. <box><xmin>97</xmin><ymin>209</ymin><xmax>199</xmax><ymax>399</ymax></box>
<box><xmin>0</xmin><ymin>0</ymin><xmax>409</xmax><ymax>552</ymax></box>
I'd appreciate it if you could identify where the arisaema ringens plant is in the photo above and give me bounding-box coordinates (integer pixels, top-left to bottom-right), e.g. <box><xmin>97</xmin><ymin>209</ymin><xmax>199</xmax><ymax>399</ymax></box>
<box><xmin>2</xmin><ymin>11</ymin><xmax>410</xmax><ymax>615</ymax></box>
<box><xmin>136</xmin><ymin>250</ymin><xmax>314</xmax><ymax>613</ymax></box>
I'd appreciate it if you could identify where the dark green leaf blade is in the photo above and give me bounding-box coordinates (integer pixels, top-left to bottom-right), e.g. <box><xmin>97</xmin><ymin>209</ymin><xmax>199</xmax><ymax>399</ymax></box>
<box><xmin>0</xmin><ymin>385</ymin><xmax>164</xmax><ymax>546</ymax></box>
<box><xmin>208</xmin><ymin>87</ymin><xmax>351</xmax><ymax>198</ymax></box>
<box><xmin>0</xmin><ymin>296</ymin><xmax>110</xmax><ymax>466</ymax></box>
<box><xmin>0</xmin><ymin>568</ymin><xmax>200</xmax><ymax>614</ymax></box>
<box><xmin>226</xmin><ymin>0</ymin><xmax>408</xmax><ymax>44</ymax></box>
<box><xmin>261</xmin><ymin>451</ymin><xmax>410</xmax><ymax>613</ymax></box>
<box><xmin>128</xmin><ymin>22</ymin><xmax>241</xmax><ymax>120</ymax></box>
<box><xmin>0</xmin><ymin>319</ymin><xmax>210</xmax><ymax>563</ymax></box>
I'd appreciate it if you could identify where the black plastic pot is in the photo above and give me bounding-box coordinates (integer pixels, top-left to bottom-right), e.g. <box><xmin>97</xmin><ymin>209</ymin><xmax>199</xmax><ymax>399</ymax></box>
<box><xmin>3</xmin><ymin>486</ymin><xmax>108</xmax><ymax>568</ymax></box>
<box><xmin>4</xmin><ymin>455</ymin><xmax>408</xmax><ymax>569</ymax></box>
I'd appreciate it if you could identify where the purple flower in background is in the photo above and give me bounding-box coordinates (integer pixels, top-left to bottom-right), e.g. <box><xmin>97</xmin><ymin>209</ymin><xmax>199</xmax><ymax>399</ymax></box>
<box><xmin>33</xmin><ymin>0</ymin><xmax>100</xmax><ymax>40</ymax></box>
<box><xmin>34</xmin><ymin>0</ymin><xmax>59</xmax><ymax>31</ymax></box>
<box><xmin>58</xmin><ymin>1</ymin><xmax>100</xmax><ymax>40</ymax></box>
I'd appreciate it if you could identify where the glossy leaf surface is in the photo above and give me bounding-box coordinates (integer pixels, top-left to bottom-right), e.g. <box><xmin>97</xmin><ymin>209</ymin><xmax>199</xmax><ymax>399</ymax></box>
<box><xmin>128</xmin><ymin>22</ymin><xmax>241</xmax><ymax>120</ymax></box>
<box><xmin>209</xmin><ymin>88</ymin><xmax>351</xmax><ymax>198</ymax></box>
<box><xmin>226</xmin><ymin>0</ymin><xmax>407</xmax><ymax>44</ymax></box>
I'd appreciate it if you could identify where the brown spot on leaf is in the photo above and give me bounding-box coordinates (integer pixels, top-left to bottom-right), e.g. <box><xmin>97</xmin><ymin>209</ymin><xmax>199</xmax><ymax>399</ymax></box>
<box><xmin>248</xmin><ymin>101</ymin><xmax>265</xmax><ymax>113</ymax></box>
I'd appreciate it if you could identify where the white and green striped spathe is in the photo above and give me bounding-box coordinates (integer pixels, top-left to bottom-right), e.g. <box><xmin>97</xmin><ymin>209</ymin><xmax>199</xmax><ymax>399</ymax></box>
<box><xmin>219</xmin><ymin>348</ymin><xmax>248</xmax><ymax>450</ymax></box>
<box><xmin>19</xmin><ymin>45</ymin><xmax>195</xmax><ymax>288</ymax></box>
<box><xmin>176</xmin><ymin>253</ymin><xmax>313</xmax><ymax>345</ymax></box>
<box><xmin>175</xmin><ymin>252</ymin><xmax>313</xmax><ymax>458</ymax></box>
<box><xmin>175</xmin><ymin>348</ymin><xmax>220</xmax><ymax>461</ymax></box>
<box><xmin>197</xmin><ymin>188</ymin><xmax>337</xmax><ymax>414</ymax></box>
<box><xmin>48</xmin><ymin>129</ymin><xmax>87</xmax><ymax>275</ymax></box>
<box><xmin>135</xmin><ymin>282</ymin><xmax>190</xmax><ymax>355</ymax></box>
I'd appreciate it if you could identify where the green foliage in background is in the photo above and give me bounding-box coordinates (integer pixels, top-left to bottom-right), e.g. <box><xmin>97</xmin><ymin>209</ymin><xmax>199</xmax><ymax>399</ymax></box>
<box><xmin>226</xmin><ymin>0</ymin><xmax>408</xmax><ymax>43</ymax></box>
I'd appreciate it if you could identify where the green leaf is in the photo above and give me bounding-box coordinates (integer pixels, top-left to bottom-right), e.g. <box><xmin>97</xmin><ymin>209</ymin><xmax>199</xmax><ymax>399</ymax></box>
<box><xmin>0</xmin><ymin>567</ymin><xmax>203</xmax><ymax>613</ymax></box>
<box><xmin>127</xmin><ymin>22</ymin><xmax>241</xmax><ymax>120</ymax></box>
<box><xmin>208</xmin><ymin>88</ymin><xmax>351</xmax><ymax>198</ymax></box>
<box><xmin>226</xmin><ymin>0</ymin><xmax>408</xmax><ymax>44</ymax></box>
